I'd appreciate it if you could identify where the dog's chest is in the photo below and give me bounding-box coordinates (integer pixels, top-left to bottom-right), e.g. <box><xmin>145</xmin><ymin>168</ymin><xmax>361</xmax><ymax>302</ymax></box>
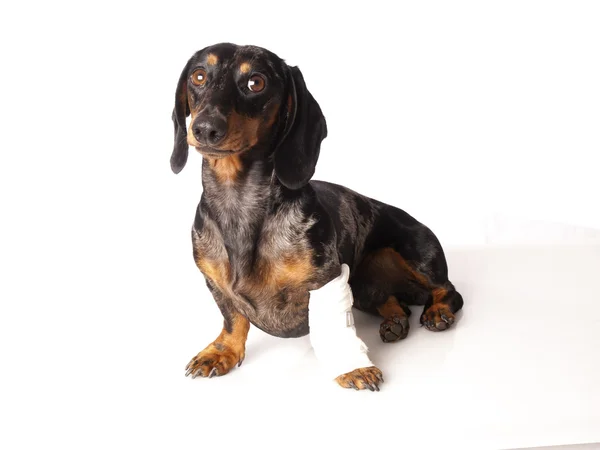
<box><xmin>192</xmin><ymin>213</ymin><xmax>315</xmax><ymax>337</ymax></box>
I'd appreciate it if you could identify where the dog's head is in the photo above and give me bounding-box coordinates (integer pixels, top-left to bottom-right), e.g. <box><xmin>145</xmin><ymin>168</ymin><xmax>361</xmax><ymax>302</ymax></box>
<box><xmin>171</xmin><ymin>43</ymin><xmax>327</xmax><ymax>189</ymax></box>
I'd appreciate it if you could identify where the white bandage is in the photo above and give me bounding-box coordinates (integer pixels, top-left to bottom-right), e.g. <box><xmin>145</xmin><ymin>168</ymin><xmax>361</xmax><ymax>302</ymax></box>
<box><xmin>308</xmin><ymin>264</ymin><xmax>373</xmax><ymax>379</ymax></box>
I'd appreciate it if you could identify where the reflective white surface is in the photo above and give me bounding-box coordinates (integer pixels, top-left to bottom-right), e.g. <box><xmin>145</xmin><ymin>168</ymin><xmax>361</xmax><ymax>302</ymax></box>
<box><xmin>2</xmin><ymin>1</ymin><xmax>600</xmax><ymax>447</ymax></box>
<box><xmin>214</xmin><ymin>244</ymin><xmax>600</xmax><ymax>450</ymax></box>
<box><xmin>4</xmin><ymin>241</ymin><xmax>600</xmax><ymax>449</ymax></box>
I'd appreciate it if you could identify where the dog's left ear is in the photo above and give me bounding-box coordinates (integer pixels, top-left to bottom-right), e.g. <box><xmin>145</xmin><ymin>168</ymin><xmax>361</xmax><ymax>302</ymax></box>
<box><xmin>274</xmin><ymin>66</ymin><xmax>327</xmax><ymax>190</ymax></box>
<box><xmin>170</xmin><ymin>59</ymin><xmax>192</xmax><ymax>174</ymax></box>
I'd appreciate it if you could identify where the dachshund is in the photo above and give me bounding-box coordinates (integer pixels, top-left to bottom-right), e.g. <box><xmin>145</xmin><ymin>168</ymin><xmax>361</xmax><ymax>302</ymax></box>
<box><xmin>171</xmin><ymin>43</ymin><xmax>464</xmax><ymax>391</ymax></box>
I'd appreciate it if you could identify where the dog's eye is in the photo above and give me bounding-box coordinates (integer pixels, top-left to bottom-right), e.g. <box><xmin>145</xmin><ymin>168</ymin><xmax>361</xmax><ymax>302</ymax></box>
<box><xmin>247</xmin><ymin>75</ymin><xmax>265</xmax><ymax>92</ymax></box>
<box><xmin>191</xmin><ymin>69</ymin><xmax>207</xmax><ymax>86</ymax></box>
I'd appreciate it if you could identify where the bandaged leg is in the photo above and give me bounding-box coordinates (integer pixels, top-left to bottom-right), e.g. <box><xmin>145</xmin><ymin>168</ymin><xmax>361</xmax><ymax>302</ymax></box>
<box><xmin>308</xmin><ymin>264</ymin><xmax>374</xmax><ymax>379</ymax></box>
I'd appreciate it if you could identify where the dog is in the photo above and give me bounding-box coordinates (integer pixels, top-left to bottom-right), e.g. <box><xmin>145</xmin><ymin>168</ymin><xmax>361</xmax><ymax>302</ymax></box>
<box><xmin>171</xmin><ymin>43</ymin><xmax>464</xmax><ymax>391</ymax></box>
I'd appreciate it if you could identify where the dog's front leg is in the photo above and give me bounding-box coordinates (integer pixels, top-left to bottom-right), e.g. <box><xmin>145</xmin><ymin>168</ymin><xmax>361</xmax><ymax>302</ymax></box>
<box><xmin>309</xmin><ymin>264</ymin><xmax>383</xmax><ymax>391</ymax></box>
<box><xmin>185</xmin><ymin>287</ymin><xmax>249</xmax><ymax>379</ymax></box>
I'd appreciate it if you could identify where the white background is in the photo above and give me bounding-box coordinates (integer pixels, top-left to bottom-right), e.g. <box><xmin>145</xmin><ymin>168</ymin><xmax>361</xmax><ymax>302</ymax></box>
<box><xmin>1</xmin><ymin>1</ymin><xmax>599</xmax><ymax>449</ymax></box>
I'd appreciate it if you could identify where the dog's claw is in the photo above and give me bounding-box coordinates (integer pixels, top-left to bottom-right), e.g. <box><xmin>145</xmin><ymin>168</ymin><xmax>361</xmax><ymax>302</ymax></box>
<box><xmin>336</xmin><ymin>367</ymin><xmax>383</xmax><ymax>392</ymax></box>
<box><xmin>422</xmin><ymin>304</ymin><xmax>456</xmax><ymax>332</ymax></box>
<box><xmin>208</xmin><ymin>367</ymin><xmax>217</xmax><ymax>378</ymax></box>
<box><xmin>441</xmin><ymin>313</ymin><xmax>454</xmax><ymax>325</ymax></box>
<box><xmin>237</xmin><ymin>356</ymin><xmax>244</xmax><ymax>367</ymax></box>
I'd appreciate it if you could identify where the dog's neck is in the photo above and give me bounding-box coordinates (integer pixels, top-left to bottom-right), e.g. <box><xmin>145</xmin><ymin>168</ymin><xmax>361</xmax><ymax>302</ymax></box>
<box><xmin>202</xmin><ymin>152</ymin><xmax>275</xmax><ymax>205</ymax></box>
<box><xmin>200</xmin><ymin>153</ymin><xmax>277</xmax><ymax>275</ymax></box>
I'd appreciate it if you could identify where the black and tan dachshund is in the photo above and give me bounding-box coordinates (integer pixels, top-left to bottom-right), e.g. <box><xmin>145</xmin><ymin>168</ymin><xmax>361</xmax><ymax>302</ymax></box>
<box><xmin>171</xmin><ymin>43</ymin><xmax>464</xmax><ymax>391</ymax></box>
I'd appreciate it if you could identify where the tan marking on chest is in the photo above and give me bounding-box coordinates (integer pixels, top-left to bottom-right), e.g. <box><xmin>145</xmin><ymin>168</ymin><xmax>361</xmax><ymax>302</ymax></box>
<box><xmin>258</xmin><ymin>252</ymin><xmax>315</xmax><ymax>289</ymax></box>
<box><xmin>196</xmin><ymin>257</ymin><xmax>231</xmax><ymax>292</ymax></box>
<box><xmin>196</xmin><ymin>251</ymin><xmax>314</xmax><ymax>296</ymax></box>
<box><xmin>208</xmin><ymin>155</ymin><xmax>243</xmax><ymax>183</ymax></box>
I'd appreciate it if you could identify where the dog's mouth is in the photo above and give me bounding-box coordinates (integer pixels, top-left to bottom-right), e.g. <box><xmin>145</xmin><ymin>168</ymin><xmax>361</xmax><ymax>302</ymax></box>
<box><xmin>194</xmin><ymin>146</ymin><xmax>241</xmax><ymax>158</ymax></box>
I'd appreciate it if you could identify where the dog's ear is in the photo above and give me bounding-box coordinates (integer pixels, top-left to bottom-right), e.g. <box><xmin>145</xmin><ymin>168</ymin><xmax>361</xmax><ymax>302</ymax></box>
<box><xmin>171</xmin><ymin>59</ymin><xmax>192</xmax><ymax>174</ymax></box>
<box><xmin>273</xmin><ymin>66</ymin><xmax>327</xmax><ymax>190</ymax></box>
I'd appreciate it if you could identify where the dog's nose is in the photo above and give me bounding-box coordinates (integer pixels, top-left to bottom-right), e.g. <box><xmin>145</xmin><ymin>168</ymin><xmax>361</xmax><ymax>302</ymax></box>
<box><xmin>192</xmin><ymin>118</ymin><xmax>227</xmax><ymax>146</ymax></box>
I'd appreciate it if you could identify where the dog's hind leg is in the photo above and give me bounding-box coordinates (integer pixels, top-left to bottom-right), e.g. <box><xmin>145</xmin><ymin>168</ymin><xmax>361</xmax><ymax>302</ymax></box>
<box><xmin>349</xmin><ymin>280</ymin><xmax>407</xmax><ymax>342</ymax></box>
<box><xmin>350</xmin><ymin>248</ymin><xmax>432</xmax><ymax>342</ymax></box>
<box><xmin>375</xmin><ymin>294</ymin><xmax>412</xmax><ymax>342</ymax></box>
<box><xmin>350</xmin><ymin>236</ymin><xmax>464</xmax><ymax>339</ymax></box>
<box><xmin>420</xmin><ymin>285</ymin><xmax>464</xmax><ymax>331</ymax></box>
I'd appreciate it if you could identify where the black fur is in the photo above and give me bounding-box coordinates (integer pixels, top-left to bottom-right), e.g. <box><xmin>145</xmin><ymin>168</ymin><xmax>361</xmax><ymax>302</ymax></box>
<box><xmin>172</xmin><ymin>43</ymin><xmax>464</xmax><ymax>357</ymax></box>
<box><xmin>273</xmin><ymin>66</ymin><xmax>327</xmax><ymax>189</ymax></box>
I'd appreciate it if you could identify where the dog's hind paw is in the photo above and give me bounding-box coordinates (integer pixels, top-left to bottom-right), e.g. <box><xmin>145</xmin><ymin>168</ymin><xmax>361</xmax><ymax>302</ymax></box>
<box><xmin>421</xmin><ymin>303</ymin><xmax>455</xmax><ymax>331</ymax></box>
<box><xmin>379</xmin><ymin>314</ymin><xmax>410</xmax><ymax>342</ymax></box>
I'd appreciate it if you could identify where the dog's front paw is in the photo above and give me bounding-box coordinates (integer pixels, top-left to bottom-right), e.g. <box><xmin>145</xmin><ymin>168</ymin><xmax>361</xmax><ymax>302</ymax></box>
<box><xmin>421</xmin><ymin>303</ymin><xmax>455</xmax><ymax>331</ymax></box>
<box><xmin>335</xmin><ymin>366</ymin><xmax>383</xmax><ymax>391</ymax></box>
<box><xmin>185</xmin><ymin>344</ymin><xmax>244</xmax><ymax>379</ymax></box>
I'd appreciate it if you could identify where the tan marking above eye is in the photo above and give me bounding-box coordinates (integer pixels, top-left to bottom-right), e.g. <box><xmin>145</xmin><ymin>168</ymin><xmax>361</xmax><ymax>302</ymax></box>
<box><xmin>239</xmin><ymin>62</ymin><xmax>251</xmax><ymax>74</ymax></box>
<box><xmin>247</xmin><ymin>74</ymin><xmax>266</xmax><ymax>93</ymax></box>
<box><xmin>191</xmin><ymin>68</ymin><xmax>207</xmax><ymax>86</ymax></box>
<box><xmin>207</xmin><ymin>53</ymin><xmax>218</xmax><ymax>66</ymax></box>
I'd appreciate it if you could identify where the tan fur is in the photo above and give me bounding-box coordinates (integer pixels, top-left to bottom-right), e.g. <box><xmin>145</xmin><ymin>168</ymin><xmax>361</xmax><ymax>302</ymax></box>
<box><xmin>432</xmin><ymin>287</ymin><xmax>448</xmax><ymax>304</ymax></box>
<box><xmin>220</xmin><ymin>111</ymin><xmax>261</xmax><ymax>149</ymax></box>
<box><xmin>239</xmin><ymin>62</ymin><xmax>251</xmax><ymax>74</ymax></box>
<box><xmin>258</xmin><ymin>252</ymin><xmax>314</xmax><ymax>289</ymax></box>
<box><xmin>195</xmin><ymin>250</ymin><xmax>314</xmax><ymax>298</ymax></box>
<box><xmin>209</xmin><ymin>104</ymin><xmax>279</xmax><ymax>153</ymax></box>
<box><xmin>356</xmin><ymin>247</ymin><xmax>430</xmax><ymax>287</ymax></box>
<box><xmin>356</xmin><ymin>247</ymin><xmax>453</xmax><ymax>304</ymax></box>
<box><xmin>421</xmin><ymin>302</ymin><xmax>455</xmax><ymax>330</ymax></box>
<box><xmin>186</xmin><ymin>312</ymin><xmax>249</xmax><ymax>377</ymax></box>
<box><xmin>194</xmin><ymin>249</ymin><xmax>313</xmax><ymax>337</ymax></box>
<box><xmin>335</xmin><ymin>367</ymin><xmax>383</xmax><ymax>391</ymax></box>
<box><xmin>207</xmin><ymin>53</ymin><xmax>218</xmax><ymax>66</ymax></box>
<box><xmin>215</xmin><ymin>313</ymin><xmax>250</xmax><ymax>353</ymax></box>
<box><xmin>189</xmin><ymin>102</ymin><xmax>279</xmax><ymax>165</ymax></box>
<box><xmin>208</xmin><ymin>155</ymin><xmax>243</xmax><ymax>183</ymax></box>
<box><xmin>377</xmin><ymin>295</ymin><xmax>407</xmax><ymax>319</ymax></box>
<box><xmin>195</xmin><ymin>258</ymin><xmax>231</xmax><ymax>292</ymax></box>
<box><xmin>187</xmin><ymin>108</ymin><xmax>201</xmax><ymax>147</ymax></box>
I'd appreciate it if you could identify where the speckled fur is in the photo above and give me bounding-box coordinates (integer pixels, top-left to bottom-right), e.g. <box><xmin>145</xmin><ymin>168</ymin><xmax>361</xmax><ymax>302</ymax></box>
<box><xmin>171</xmin><ymin>43</ymin><xmax>464</xmax><ymax>344</ymax></box>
